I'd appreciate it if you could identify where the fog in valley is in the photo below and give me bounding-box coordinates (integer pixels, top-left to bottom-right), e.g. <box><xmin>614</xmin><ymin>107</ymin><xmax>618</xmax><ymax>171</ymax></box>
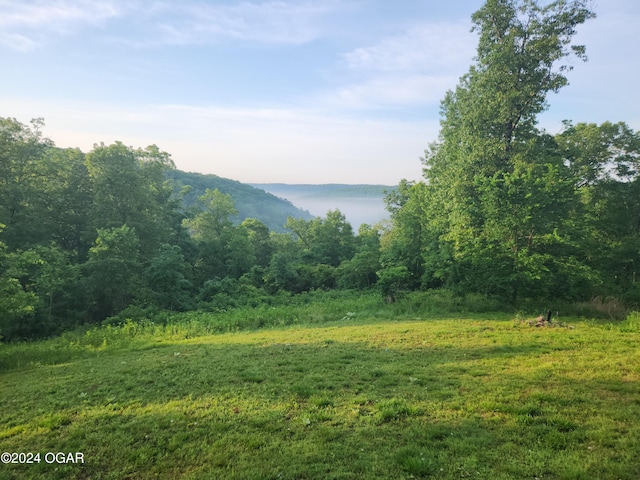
<box><xmin>289</xmin><ymin>196</ymin><xmax>389</xmax><ymax>229</ymax></box>
<box><xmin>254</xmin><ymin>185</ymin><xmax>392</xmax><ymax>229</ymax></box>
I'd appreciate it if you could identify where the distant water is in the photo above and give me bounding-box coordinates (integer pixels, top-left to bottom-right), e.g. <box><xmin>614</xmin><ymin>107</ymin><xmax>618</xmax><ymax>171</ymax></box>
<box><xmin>265</xmin><ymin>193</ymin><xmax>389</xmax><ymax>229</ymax></box>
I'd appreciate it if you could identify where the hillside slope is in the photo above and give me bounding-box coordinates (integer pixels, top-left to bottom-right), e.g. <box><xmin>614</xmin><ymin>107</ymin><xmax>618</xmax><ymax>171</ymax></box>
<box><xmin>250</xmin><ymin>183</ymin><xmax>395</xmax><ymax>199</ymax></box>
<box><xmin>166</xmin><ymin>170</ymin><xmax>314</xmax><ymax>233</ymax></box>
<box><xmin>251</xmin><ymin>183</ymin><xmax>396</xmax><ymax>228</ymax></box>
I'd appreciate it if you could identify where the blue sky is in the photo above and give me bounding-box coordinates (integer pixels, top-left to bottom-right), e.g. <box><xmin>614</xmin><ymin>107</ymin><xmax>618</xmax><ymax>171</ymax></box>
<box><xmin>2</xmin><ymin>0</ymin><xmax>639</xmax><ymax>184</ymax></box>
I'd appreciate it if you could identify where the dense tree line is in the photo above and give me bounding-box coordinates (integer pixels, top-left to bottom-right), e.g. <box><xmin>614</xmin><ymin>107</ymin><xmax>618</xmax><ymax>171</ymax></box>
<box><xmin>2</xmin><ymin>0</ymin><xmax>639</xmax><ymax>341</ymax></box>
<box><xmin>380</xmin><ymin>0</ymin><xmax>640</xmax><ymax>304</ymax></box>
<box><xmin>0</xmin><ymin>117</ymin><xmax>384</xmax><ymax>340</ymax></box>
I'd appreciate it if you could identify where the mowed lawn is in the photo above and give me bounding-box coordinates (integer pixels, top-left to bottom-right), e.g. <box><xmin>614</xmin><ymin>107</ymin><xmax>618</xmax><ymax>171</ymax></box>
<box><xmin>1</xmin><ymin>315</ymin><xmax>639</xmax><ymax>479</ymax></box>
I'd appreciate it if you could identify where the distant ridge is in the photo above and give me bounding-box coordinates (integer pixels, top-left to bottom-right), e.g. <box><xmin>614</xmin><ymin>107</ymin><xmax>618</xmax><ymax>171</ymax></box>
<box><xmin>165</xmin><ymin>170</ymin><xmax>314</xmax><ymax>233</ymax></box>
<box><xmin>250</xmin><ymin>184</ymin><xmax>396</xmax><ymax>199</ymax></box>
<box><xmin>251</xmin><ymin>183</ymin><xmax>396</xmax><ymax>229</ymax></box>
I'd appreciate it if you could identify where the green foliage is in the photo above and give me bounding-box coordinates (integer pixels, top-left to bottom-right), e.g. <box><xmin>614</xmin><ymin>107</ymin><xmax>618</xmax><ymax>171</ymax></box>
<box><xmin>556</xmin><ymin>121</ymin><xmax>640</xmax><ymax>300</ymax></box>
<box><xmin>468</xmin><ymin>0</ymin><xmax>594</xmax><ymax>147</ymax></box>
<box><xmin>182</xmin><ymin>188</ymin><xmax>236</xmax><ymax>240</ymax></box>
<box><xmin>264</xmin><ymin>251</ymin><xmax>300</xmax><ymax>294</ymax></box>
<box><xmin>286</xmin><ymin>209</ymin><xmax>355</xmax><ymax>267</ymax></box>
<box><xmin>84</xmin><ymin>225</ymin><xmax>142</xmax><ymax>319</ymax></box>
<box><xmin>336</xmin><ymin>224</ymin><xmax>381</xmax><ymax>289</ymax></box>
<box><xmin>0</xmin><ymin>232</ymin><xmax>39</xmax><ymax>340</ymax></box>
<box><xmin>241</xmin><ymin>218</ymin><xmax>273</xmax><ymax>267</ymax></box>
<box><xmin>337</xmin><ymin>251</ymin><xmax>379</xmax><ymax>289</ymax></box>
<box><xmin>196</xmin><ymin>276</ymin><xmax>270</xmax><ymax>312</ymax></box>
<box><xmin>0</xmin><ymin>118</ymin><xmax>55</xmax><ymax>250</ymax></box>
<box><xmin>260</xmin><ymin>209</ymin><xmax>362</xmax><ymax>294</ymax></box>
<box><xmin>557</xmin><ymin>120</ymin><xmax>640</xmax><ymax>187</ymax></box>
<box><xmin>37</xmin><ymin>147</ymin><xmax>93</xmax><ymax>258</ymax></box>
<box><xmin>145</xmin><ymin>244</ymin><xmax>192</xmax><ymax>311</ymax></box>
<box><xmin>377</xmin><ymin>266</ymin><xmax>412</xmax><ymax>302</ymax></box>
<box><xmin>14</xmin><ymin>245</ymin><xmax>82</xmax><ymax>334</ymax></box>
<box><xmin>184</xmin><ymin>190</ymin><xmax>256</xmax><ymax>287</ymax></box>
<box><xmin>385</xmin><ymin>0</ymin><xmax>606</xmax><ymax>304</ymax></box>
<box><xmin>85</xmin><ymin>142</ymin><xmax>177</xmax><ymax>258</ymax></box>
<box><xmin>381</xmin><ymin>180</ymin><xmax>429</xmax><ymax>287</ymax></box>
<box><xmin>0</xmin><ymin>275</ymin><xmax>39</xmax><ymax>341</ymax></box>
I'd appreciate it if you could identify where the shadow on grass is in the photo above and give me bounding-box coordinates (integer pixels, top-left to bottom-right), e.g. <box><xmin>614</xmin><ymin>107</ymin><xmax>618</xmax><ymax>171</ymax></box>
<box><xmin>0</xmin><ymin>312</ymin><xmax>527</xmax><ymax>374</ymax></box>
<box><xmin>2</xmin><ymin>334</ymin><xmax>639</xmax><ymax>479</ymax></box>
<box><xmin>2</xmin><ymin>388</ymin><xmax>635</xmax><ymax>479</ymax></box>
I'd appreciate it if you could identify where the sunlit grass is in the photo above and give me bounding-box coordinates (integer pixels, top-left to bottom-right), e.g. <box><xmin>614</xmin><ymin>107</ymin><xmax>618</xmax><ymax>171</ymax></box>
<box><xmin>1</xmin><ymin>299</ymin><xmax>639</xmax><ymax>479</ymax></box>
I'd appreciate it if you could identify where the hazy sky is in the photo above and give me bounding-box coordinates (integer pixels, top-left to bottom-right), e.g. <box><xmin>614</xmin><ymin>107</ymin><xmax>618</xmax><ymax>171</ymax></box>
<box><xmin>2</xmin><ymin>0</ymin><xmax>639</xmax><ymax>184</ymax></box>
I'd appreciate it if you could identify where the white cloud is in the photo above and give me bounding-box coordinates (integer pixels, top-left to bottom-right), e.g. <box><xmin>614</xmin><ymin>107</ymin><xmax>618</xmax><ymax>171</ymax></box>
<box><xmin>343</xmin><ymin>22</ymin><xmax>475</xmax><ymax>74</ymax></box>
<box><xmin>103</xmin><ymin>0</ymin><xmax>342</xmax><ymax>48</ymax></box>
<box><xmin>164</xmin><ymin>1</ymin><xmax>337</xmax><ymax>45</ymax></box>
<box><xmin>0</xmin><ymin>0</ymin><xmax>339</xmax><ymax>50</ymax></box>
<box><xmin>0</xmin><ymin>31</ymin><xmax>38</xmax><ymax>52</ymax></box>
<box><xmin>333</xmin><ymin>74</ymin><xmax>459</xmax><ymax>109</ymax></box>
<box><xmin>328</xmin><ymin>21</ymin><xmax>476</xmax><ymax>110</ymax></box>
<box><xmin>0</xmin><ymin>0</ymin><xmax>119</xmax><ymax>50</ymax></box>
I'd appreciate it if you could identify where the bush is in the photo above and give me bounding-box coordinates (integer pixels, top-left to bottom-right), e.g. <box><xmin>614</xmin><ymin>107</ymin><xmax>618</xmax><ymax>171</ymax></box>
<box><xmin>620</xmin><ymin>311</ymin><xmax>640</xmax><ymax>332</ymax></box>
<box><xmin>377</xmin><ymin>266</ymin><xmax>412</xmax><ymax>302</ymax></box>
<box><xmin>103</xmin><ymin>305</ymin><xmax>159</xmax><ymax>326</ymax></box>
<box><xmin>390</xmin><ymin>289</ymin><xmax>503</xmax><ymax>315</ymax></box>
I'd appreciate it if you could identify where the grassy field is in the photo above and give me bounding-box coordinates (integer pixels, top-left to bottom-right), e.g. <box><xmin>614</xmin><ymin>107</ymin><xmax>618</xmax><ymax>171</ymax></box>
<box><xmin>1</xmin><ymin>294</ymin><xmax>639</xmax><ymax>479</ymax></box>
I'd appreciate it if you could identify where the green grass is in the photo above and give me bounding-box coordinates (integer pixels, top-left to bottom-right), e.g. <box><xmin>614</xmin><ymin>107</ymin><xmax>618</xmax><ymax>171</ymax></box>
<box><xmin>1</xmin><ymin>295</ymin><xmax>639</xmax><ymax>479</ymax></box>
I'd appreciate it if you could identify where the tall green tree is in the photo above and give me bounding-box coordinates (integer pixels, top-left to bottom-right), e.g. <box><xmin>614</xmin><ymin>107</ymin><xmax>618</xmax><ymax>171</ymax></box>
<box><xmin>381</xmin><ymin>181</ymin><xmax>429</xmax><ymax>288</ymax></box>
<box><xmin>10</xmin><ymin>245</ymin><xmax>81</xmax><ymax>332</ymax></box>
<box><xmin>145</xmin><ymin>244</ymin><xmax>193</xmax><ymax>311</ymax></box>
<box><xmin>337</xmin><ymin>224</ymin><xmax>381</xmax><ymax>289</ymax></box>
<box><xmin>0</xmin><ymin>117</ymin><xmax>54</xmax><ymax>249</ymax></box>
<box><xmin>85</xmin><ymin>142</ymin><xmax>177</xmax><ymax>259</ymax></box>
<box><xmin>241</xmin><ymin>218</ymin><xmax>273</xmax><ymax>268</ymax></box>
<box><xmin>0</xmin><ymin>227</ymin><xmax>39</xmax><ymax>340</ymax></box>
<box><xmin>184</xmin><ymin>189</ymin><xmax>254</xmax><ymax>285</ymax></box>
<box><xmin>557</xmin><ymin>121</ymin><xmax>640</xmax><ymax>299</ymax></box>
<box><xmin>417</xmin><ymin>0</ymin><xmax>595</xmax><ymax>301</ymax></box>
<box><xmin>281</xmin><ymin>210</ymin><xmax>356</xmax><ymax>291</ymax></box>
<box><xmin>182</xmin><ymin>188</ymin><xmax>237</xmax><ymax>241</ymax></box>
<box><xmin>557</xmin><ymin>121</ymin><xmax>640</xmax><ymax>187</ymax></box>
<box><xmin>264</xmin><ymin>233</ymin><xmax>302</xmax><ymax>293</ymax></box>
<box><xmin>285</xmin><ymin>210</ymin><xmax>355</xmax><ymax>268</ymax></box>
<box><xmin>33</xmin><ymin>147</ymin><xmax>93</xmax><ymax>258</ymax></box>
<box><xmin>84</xmin><ymin>225</ymin><xmax>142</xmax><ymax>320</ymax></box>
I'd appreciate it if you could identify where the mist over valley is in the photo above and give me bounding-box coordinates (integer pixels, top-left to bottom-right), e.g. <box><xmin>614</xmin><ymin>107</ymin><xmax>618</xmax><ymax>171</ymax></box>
<box><xmin>251</xmin><ymin>184</ymin><xmax>395</xmax><ymax>229</ymax></box>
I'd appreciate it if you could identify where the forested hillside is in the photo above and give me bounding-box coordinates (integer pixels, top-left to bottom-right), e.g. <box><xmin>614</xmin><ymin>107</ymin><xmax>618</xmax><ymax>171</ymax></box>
<box><xmin>1</xmin><ymin>0</ymin><xmax>639</xmax><ymax>343</ymax></box>
<box><xmin>250</xmin><ymin>184</ymin><xmax>394</xmax><ymax>199</ymax></box>
<box><xmin>252</xmin><ymin>183</ymin><xmax>395</xmax><ymax>230</ymax></box>
<box><xmin>167</xmin><ymin>170</ymin><xmax>314</xmax><ymax>233</ymax></box>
